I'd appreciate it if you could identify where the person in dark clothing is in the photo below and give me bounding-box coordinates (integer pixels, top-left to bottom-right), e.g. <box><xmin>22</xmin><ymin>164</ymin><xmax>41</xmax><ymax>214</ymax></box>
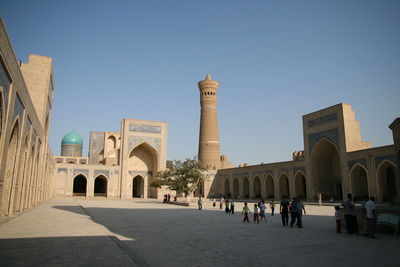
<box><xmin>343</xmin><ymin>193</ymin><xmax>356</xmax><ymax>234</ymax></box>
<box><xmin>280</xmin><ymin>197</ymin><xmax>289</xmax><ymax>226</ymax></box>
<box><xmin>290</xmin><ymin>197</ymin><xmax>299</xmax><ymax>227</ymax></box>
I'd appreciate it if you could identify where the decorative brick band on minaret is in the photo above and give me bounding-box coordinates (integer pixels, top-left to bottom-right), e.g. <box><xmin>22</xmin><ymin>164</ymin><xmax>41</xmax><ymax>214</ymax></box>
<box><xmin>198</xmin><ymin>74</ymin><xmax>221</xmax><ymax>170</ymax></box>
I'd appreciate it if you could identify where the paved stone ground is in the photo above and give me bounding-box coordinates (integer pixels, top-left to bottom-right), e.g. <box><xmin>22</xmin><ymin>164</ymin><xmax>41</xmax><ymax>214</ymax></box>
<box><xmin>0</xmin><ymin>198</ymin><xmax>399</xmax><ymax>266</ymax></box>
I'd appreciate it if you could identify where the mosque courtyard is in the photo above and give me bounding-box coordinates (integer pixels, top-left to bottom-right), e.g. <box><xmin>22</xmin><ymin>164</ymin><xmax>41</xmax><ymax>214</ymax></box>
<box><xmin>0</xmin><ymin>199</ymin><xmax>399</xmax><ymax>266</ymax></box>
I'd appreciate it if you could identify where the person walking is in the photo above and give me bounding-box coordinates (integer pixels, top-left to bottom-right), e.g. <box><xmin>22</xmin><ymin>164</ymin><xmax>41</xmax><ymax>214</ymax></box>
<box><xmin>242</xmin><ymin>202</ymin><xmax>251</xmax><ymax>223</ymax></box>
<box><xmin>220</xmin><ymin>197</ymin><xmax>224</xmax><ymax>210</ymax></box>
<box><xmin>280</xmin><ymin>198</ymin><xmax>289</xmax><ymax>226</ymax></box>
<box><xmin>198</xmin><ymin>197</ymin><xmax>202</xmax><ymax>210</ymax></box>
<box><xmin>290</xmin><ymin>198</ymin><xmax>299</xmax><ymax>227</ymax></box>
<box><xmin>365</xmin><ymin>196</ymin><xmax>377</xmax><ymax>238</ymax></box>
<box><xmin>213</xmin><ymin>198</ymin><xmax>216</xmax><ymax>208</ymax></box>
<box><xmin>335</xmin><ymin>206</ymin><xmax>341</xmax><ymax>233</ymax></box>
<box><xmin>230</xmin><ymin>199</ymin><xmax>235</xmax><ymax>214</ymax></box>
<box><xmin>270</xmin><ymin>200</ymin><xmax>276</xmax><ymax>216</ymax></box>
<box><xmin>253</xmin><ymin>204</ymin><xmax>260</xmax><ymax>223</ymax></box>
<box><xmin>296</xmin><ymin>197</ymin><xmax>306</xmax><ymax>228</ymax></box>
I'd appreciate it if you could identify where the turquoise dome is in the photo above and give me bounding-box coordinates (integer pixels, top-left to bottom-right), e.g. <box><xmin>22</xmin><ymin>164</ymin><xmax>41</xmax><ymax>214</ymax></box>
<box><xmin>61</xmin><ymin>130</ymin><xmax>83</xmax><ymax>146</ymax></box>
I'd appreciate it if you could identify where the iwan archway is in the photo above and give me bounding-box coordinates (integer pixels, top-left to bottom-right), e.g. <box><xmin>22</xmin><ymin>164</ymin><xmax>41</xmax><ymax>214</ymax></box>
<box><xmin>311</xmin><ymin>138</ymin><xmax>342</xmax><ymax>200</ymax></box>
<box><xmin>128</xmin><ymin>142</ymin><xmax>159</xmax><ymax>198</ymax></box>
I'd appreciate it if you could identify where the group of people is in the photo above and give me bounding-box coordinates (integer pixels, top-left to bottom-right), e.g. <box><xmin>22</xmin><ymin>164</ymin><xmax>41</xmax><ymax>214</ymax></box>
<box><xmin>338</xmin><ymin>193</ymin><xmax>377</xmax><ymax>238</ymax></box>
<box><xmin>221</xmin><ymin>196</ymin><xmax>306</xmax><ymax>227</ymax></box>
<box><xmin>279</xmin><ymin>197</ymin><xmax>306</xmax><ymax>228</ymax></box>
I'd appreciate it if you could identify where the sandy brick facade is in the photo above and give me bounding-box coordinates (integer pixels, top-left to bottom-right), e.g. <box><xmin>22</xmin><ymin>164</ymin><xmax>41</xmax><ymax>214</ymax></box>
<box><xmin>0</xmin><ymin>17</ymin><xmax>55</xmax><ymax>216</ymax></box>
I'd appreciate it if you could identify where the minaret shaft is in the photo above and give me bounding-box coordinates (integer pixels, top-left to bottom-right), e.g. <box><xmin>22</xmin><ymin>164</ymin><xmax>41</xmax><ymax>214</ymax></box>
<box><xmin>198</xmin><ymin>74</ymin><xmax>221</xmax><ymax>170</ymax></box>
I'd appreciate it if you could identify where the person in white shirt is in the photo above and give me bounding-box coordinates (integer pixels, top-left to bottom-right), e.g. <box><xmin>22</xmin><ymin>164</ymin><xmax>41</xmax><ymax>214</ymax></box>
<box><xmin>365</xmin><ymin>196</ymin><xmax>377</xmax><ymax>238</ymax></box>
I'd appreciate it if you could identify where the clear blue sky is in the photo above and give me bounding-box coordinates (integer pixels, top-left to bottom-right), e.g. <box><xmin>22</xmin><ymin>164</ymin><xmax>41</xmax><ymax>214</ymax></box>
<box><xmin>1</xmin><ymin>0</ymin><xmax>399</xmax><ymax>166</ymax></box>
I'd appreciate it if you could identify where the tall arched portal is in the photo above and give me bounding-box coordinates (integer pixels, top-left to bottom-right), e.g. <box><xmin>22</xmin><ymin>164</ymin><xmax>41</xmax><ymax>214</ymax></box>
<box><xmin>233</xmin><ymin>178</ymin><xmax>239</xmax><ymax>198</ymax></box>
<box><xmin>132</xmin><ymin>175</ymin><xmax>144</xmax><ymax>198</ymax></box>
<box><xmin>224</xmin><ymin>179</ymin><xmax>230</xmax><ymax>197</ymax></box>
<box><xmin>279</xmin><ymin>174</ymin><xmax>290</xmax><ymax>199</ymax></box>
<box><xmin>377</xmin><ymin>161</ymin><xmax>397</xmax><ymax>202</ymax></box>
<box><xmin>295</xmin><ymin>172</ymin><xmax>307</xmax><ymax>199</ymax></box>
<box><xmin>243</xmin><ymin>177</ymin><xmax>249</xmax><ymax>198</ymax></box>
<box><xmin>253</xmin><ymin>177</ymin><xmax>261</xmax><ymax>198</ymax></box>
<box><xmin>266</xmin><ymin>175</ymin><xmax>274</xmax><ymax>199</ymax></box>
<box><xmin>350</xmin><ymin>165</ymin><xmax>369</xmax><ymax>201</ymax></box>
<box><xmin>311</xmin><ymin>139</ymin><xmax>342</xmax><ymax>200</ymax></box>
<box><xmin>73</xmin><ymin>174</ymin><xmax>87</xmax><ymax>196</ymax></box>
<box><xmin>128</xmin><ymin>143</ymin><xmax>159</xmax><ymax>198</ymax></box>
<box><xmin>94</xmin><ymin>175</ymin><xmax>107</xmax><ymax>197</ymax></box>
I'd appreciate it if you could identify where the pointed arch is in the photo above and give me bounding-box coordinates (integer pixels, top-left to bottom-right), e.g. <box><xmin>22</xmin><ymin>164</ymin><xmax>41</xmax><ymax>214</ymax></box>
<box><xmin>233</xmin><ymin>178</ymin><xmax>239</xmax><ymax>198</ymax></box>
<box><xmin>73</xmin><ymin>174</ymin><xmax>87</xmax><ymax>196</ymax></box>
<box><xmin>294</xmin><ymin>171</ymin><xmax>307</xmax><ymax>199</ymax></box>
<box><xmin>0</xmin><ymin>120</ymin><xmax>19</xmax><ymax>215</ymax></box>
<box><xmin>94</xmin><ymin>174</ymin><xmax>108</xmax><ymax>197</ymax></box>
<box><xmin>128</xmin><ymin>142</ymin><xmax>160</xmax><ymax>198</ymax></box>
<box><xmin>242</xmin><ymin>177</ymin><xmax>249</xmax><ymax>198</ymax></box>
<box><xmin>311</xmin><ymin>138</ymin><xmax>342</xmax><ymax>200</ymax></box>
<box><xmin>279</xmin><ymin>173</ymin><xmax>290</xmax><ymax>199</ymax></box>
<box><xmin>350</xmin><ymin>163</ymin><xmax>369</xmax><ymax>201</ymax></box>
<box><xmin>377</xmin><ymin>160</ymin><xmax>397</xmax><ymax>202</ymax></box>
<box><xmin>224</xmin><ymin>178</ymin><xmax>230</xmax><ymax>197</ymax></box>
<box><xmin>106</xmin><ymin>135</ymin><xmax>117</xmax><ymax>150</ymax></box>
<box><xmin>132</xmin><ymin>175</ymin><xmax>144</xmax><ymax>198</ymax></box>
<box><xmin>266</xmin><ymin>175</ymin><xmax>274</xmax><ymax>199</ymax></box>
<box><xmin>253</xmin><ymin>176</ymin><xmax>261</xmax><ymax>199</ymax></box>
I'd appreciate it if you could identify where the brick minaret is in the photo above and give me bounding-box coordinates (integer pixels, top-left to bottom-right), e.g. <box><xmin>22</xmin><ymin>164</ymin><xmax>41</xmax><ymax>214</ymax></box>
<box><xmin>198</xmin><ymin>74</ymin><xmax>221</xmax><ymax>170</ymax></box>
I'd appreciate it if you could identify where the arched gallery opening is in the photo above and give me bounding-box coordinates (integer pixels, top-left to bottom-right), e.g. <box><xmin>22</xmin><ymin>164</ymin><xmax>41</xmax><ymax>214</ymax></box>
<box><xmin>73</xmin><ymin>174</ymin><xmax>87</xmax><ymax>196</ymax></box>
<box><xmin>132</xmin><ymin>175</ymin><xmax>144</xmax><ymax>198</ymax></box>
<box><xmin>94</xmin><ymin>175</ymin><xmax>108</xmax><ymax>197</ymax></box>
<box><xmin>266</xmin><ymin>175</ymin><xmax>274</xmax><ymax>199</ymax></box>
<box><xmin>312</xmin><ymin>138</ymin><xmax>342</xmax><ymax>200</ymax></box>
<box><xmin>350</xmin><ymin>165</ymin><xmax>369</xmax><ymax>201</ymax></box>
<box><xmin>224</xmin><ymin>178</ymin><xmax>230</xmax><ymax>197</ymax></box>
<box><xmin>295</xmin><ymin>172</ymin><xmax>307</xmax><ymax>199</ymax></box>
<box><xmin>279</xmin><ymin>174</ymin><xmax>290</xmax><ymax>199</ymax></box>
<box><xmin>128</xmin><ymin>143</ymin><xmax>159</xmax><ymax>198</ymax></box>
<box><xmin>233</xmin><ymin>178</ymin><xmax>239</xmax><ymax>198</ymax></box>
<box><xmin>3</xmin><ymin>123</ymin><xmax>19</xmax><ymax>215</ymax></box>
<box><xmin>243</xmin><ymin>177</ymin><xmax>249</xmax><ymax>198</ymax></box>
<box><xmin>377</xmin><ymin>161</ymin><xmax>397</xmax><ymax>202</ymax></box>
<box><xmin>253</xmin><ymin>176</ymin><xmax>261</xmax><ymax>198</ymax></box>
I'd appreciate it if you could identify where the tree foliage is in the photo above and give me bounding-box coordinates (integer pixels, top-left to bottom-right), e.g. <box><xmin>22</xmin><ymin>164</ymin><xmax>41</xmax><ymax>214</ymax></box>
<box><xmin>150</xmin><ymin>158</ymin><xmax>206</xmax><ymax>195</ymax></box>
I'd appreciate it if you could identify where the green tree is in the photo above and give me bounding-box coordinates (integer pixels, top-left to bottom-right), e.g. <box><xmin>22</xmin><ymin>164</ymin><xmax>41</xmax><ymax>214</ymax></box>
<box><xmin>150</xmin><ymin>158</ymin><xmax>206</xmax><ymax>195</ymax></box>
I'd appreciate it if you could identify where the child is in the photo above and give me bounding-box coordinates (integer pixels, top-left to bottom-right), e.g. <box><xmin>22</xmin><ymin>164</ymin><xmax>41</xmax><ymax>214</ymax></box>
<box><xmin>254</xmin><ymin>204</ymin><xmax>260</xmax><ymax>223</ymax></box>
<box><xmin>335</xmin><ymin>205</ymin><xmax>341</xmax><ymax>233</ymax></box>
<box><xmin>259</xmin><ymin>201</ymin><xmax>267</xmax><ymax>222</ymax></box>
<box><xmin>270</xmin><ymin>200</ymin><xmax>276</xmax><ymax>216</ymax></box>
<box><xmin>242</xmin><ymin>202</ymin><xmax>251</xmax><ymax>223</ymax></box>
